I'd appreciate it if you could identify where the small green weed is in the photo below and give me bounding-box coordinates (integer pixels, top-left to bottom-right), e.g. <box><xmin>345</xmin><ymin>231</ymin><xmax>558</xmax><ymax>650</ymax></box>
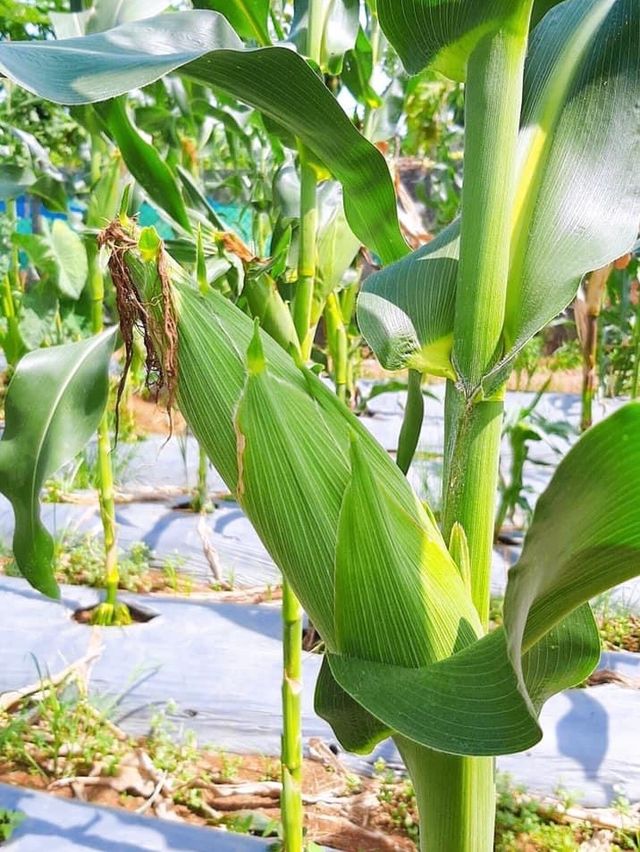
<box><xmin>495</xmin><ymin>775</ymin><xmax>586</xmax><ymax>851</ymax></box>
<box><xmin>146</xmin><ymin>703</ymin><xmax>200</xmax><ymax>782</ymax></box>
<box><xmin>598</xmin><ymin>613</ymin><xmax>640</xmax><ymax>653</ymax></box>
<box><xmin>0</xmin><ymin>809</ymin><xmax>24</xmax><ymax>844</ymax></box>
<box><xmin>259</xmin><ymin>756</ymin><xmax>280</xmax><ymax>782</ymax></box>
<box><xmin>0</xmin><ymin>678</ymin><xmax>127</xmax><ymax>780</ymax></box>
<box><xmin>215</xmin><ymin>749</ymin><xmax>243</xmax><ymax>782</ymax></box>
<box><xmin>1</xmin><ymin>534</ymin><xmax>192</xmax><ymax>596</ymax></box>
<box><xmin>495</xmin><ymin>774</ymin><xmax>640</xmax><ymax>851</ymax></box>
<box><xmin>54</xmin><ymin>537</ymin><xmax>154</xmax><ymax>593</ymax></box>
<box><xmin>373</xmin><ymin>758</ymin><xmax>419</xmax><ymax>842</ymax></box>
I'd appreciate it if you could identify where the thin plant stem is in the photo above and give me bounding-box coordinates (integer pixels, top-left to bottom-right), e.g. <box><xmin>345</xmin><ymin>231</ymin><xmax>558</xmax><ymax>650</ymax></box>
<box><xmin>579</xmin><ymin>265</ymin><xmax>610</xmax><ymax>431</ymax></box>
<box><xmin>362</xmin><ymin>8</ymin><xmax>382</xmax><ymax>141</ymax></box>
<box><xmin>292</xmin><ymin>152</ymin><xmax>318</xmax><ymax>359</ymax></box>
<box><xmin>282</xmin><ymin>148</ymin><xmax>312</xmax><ymax>848</ymax></box>
<box><xmin>96</xmin><ymin>414</ymin><xmax>119</xmax><ymax>608</ymax></box>
<box><xmin>192</xmin><ymin>443</ymin><xmax>209</xmax><ymax>513</ymax></box>
<box><xmin>88</xmin><ymin>139</ymin><xmax>122</xmax><ymax>621</ymax></box>
<box><xmin>306</xmin><ymin>0</ymin><xmax>325</xmax><ymax>67</ymax></box>
<box><xmin>1</xmin><ymin>273</ymin><xmax>22</xmax><ymax>367</ymax></box>
<box><xmin>7</xmin><ymin>198</ymin><xmax>22</xmax><ymax>294</ymax></box>
<box><xmin>270</xmin><ymin>5</ymin><xmax>285</xmax><ymax>41</ymax></box>
<box><xmin>396</xmin><ymin>369</ymin><xmax>424</xmax><ymax>474</ymax></box>
<box><xmin>281</xmin><ymin>579</ymin><xmax>303</xmax><ymax>852</ymax></box>
<box><xmin>281</xmin><ymin>3</ymin><xmax>328</xmax><ymax>839</ymax></box>
<box><xmin>89</xmin><ymin>248</ymin><xmax>120</xmax><ymax>612</ymax></box>
<box><xmin>324</xmin><ymin>291</ymin><xmax>348</xmax><ymax>402</ymax></box>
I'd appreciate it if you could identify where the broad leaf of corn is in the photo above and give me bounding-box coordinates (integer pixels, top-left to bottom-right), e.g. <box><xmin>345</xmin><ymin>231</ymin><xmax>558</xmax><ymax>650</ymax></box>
<box><xmin>113</xmin><ymin>226</ymin><xmax>640</xmax><ymax>756</ymax></box>
<box><xmin>13</xmin><ymin>219</ymin><xmax>88</xmax><ymax>301</ymax></box>
<box><xmin>358</xmin><ymin>0</ymin><xmax>640</xmax><ymax>390</ymax></box>
<box><xmin>377</xmin><ymin>0</ymin><xmax>559</xmax><ymax>79</ymax></box>
<box><xmin>0</xmin><ymin>10</ymin><xmax>407</xmax><ymax>265</ymax></box>
<box><xmin>0</xmin><ymin>329</ymin><xmax>117</xmax><ymax>598</ymax></box>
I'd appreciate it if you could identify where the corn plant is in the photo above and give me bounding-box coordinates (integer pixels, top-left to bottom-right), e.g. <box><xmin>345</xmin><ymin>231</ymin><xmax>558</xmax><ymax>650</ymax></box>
<box><xmin>1</xmin><ymin>2</ymin><xmax>640</xmax><ymax>851</ymax></box>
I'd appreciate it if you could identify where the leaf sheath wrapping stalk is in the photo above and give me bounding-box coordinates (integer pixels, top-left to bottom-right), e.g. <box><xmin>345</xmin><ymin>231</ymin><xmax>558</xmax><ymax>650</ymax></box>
<box><xmin>114</xmin><ymin>229</ymin><xmax>640</xmax><ymax>757</ymax></box>
<box><xmin>359</xmin><ymin>0</ymin><xmax>640</xmax><ymax>389</ymax></box>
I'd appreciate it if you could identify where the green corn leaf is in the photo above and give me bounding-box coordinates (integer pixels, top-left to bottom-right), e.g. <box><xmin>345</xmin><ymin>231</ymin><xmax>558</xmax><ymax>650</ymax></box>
<box><xmin>13</xmin><ymin>220</ymin><xmax>88</xmax><ymax>300</ymax></box>
<box><xmin>357</xmin><ymin>222</ymin><xmax>458</xmax><ymax>378</ymax></box>
<box><xmin>93</xmin><ymin>98</ymin><xmax>191</xmax><ymax>232</ymax></box>
<box><xmin>0</xmin><ymin>11</ymin><xmax>407</xmax><ymax>265</ymax></box>
<box><xmin>17</xmin><ymin>283</ymin><xmax>58</xmax><ymax>351</ymax></box>
<box><xmin>501</xmin><ymin>0</ymin><xmax>640</xmax><ymax>371</ymax></box>
<box><xmin>51</xmin><ymin>0</ymin><xmax>174</xmax><ymax>38</ymax></box>
<box><xmin>328</xmin><ymin>404</ymin><xmax>640</xmax><ymax>756</ymax></box>
<box><xmin>86</xmin><ymin>154</ymin><xmax>122</xmax><ymax>230</ymax></box>
<box><xmin>176</xmin><ymin>166</ymin><xmax>225</xmax><ymax>231</ymax></box>
<box><xmin>0</xmin><ymin>329</ymin><xmax>117</xmax><ymax>597</ymax></box>
<box><xmin>0</xmin><ymin>165</ymin><xmax>36</xmax><ymax>200</ymax></box>
<box><xmin>342</xmin><ymin>28</ymin><xmax>383</xmax><ymax>110</ymax></box>
<box><xmin>531</xmin><ymin>0</ymin><xmax>564</xmax><ymax>27</ymax></box>
<box><xmin>377</xmin><ymin>0</ymin><xmax>537</xmax><ymax>79</ymax></box>
<box><xmin>28</xmin><ymin>175</ymin><xmax>68</xmax><ymax>213</ymax></box>
<box><xmin>314</xmin><ymin>184</ymin><xmax>361</xmax><ymax>319</ymax></box>
<box><xmin>192</xmin><ymin>0</ymin><xmax>271</xmax><ymax>46</ymax></box>
<box><xmin>359</xmin><ymin>0</ymin><xmax>640</xmax><ymax>388</ymax></box>
<box><xmin>290</xmin><ymin>0</ymin><xmax>360</xmax><ymax>74</ymax></box>
<box><xmin>314</xmin><ymin>657</ymin><xmax>391</xmax><ymax>754</ymax></box>
<box><xmin>0</xmin><ymin>163</ymin><xmax>64</xmax><ymax>209</ymax></box>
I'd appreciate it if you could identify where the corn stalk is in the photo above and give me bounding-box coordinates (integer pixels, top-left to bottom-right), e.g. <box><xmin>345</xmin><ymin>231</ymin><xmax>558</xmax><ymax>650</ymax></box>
<box><xmin>2</xmin><ymin>5</ymin><xmax>640</xmax><ymax>851</ymax></box>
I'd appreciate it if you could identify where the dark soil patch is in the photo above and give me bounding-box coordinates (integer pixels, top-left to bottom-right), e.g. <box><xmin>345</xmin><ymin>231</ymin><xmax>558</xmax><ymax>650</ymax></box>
<box><xmin>72</xmin><ymin>601</ymin><xmax>158</xmax><ymax>624</ymax></box>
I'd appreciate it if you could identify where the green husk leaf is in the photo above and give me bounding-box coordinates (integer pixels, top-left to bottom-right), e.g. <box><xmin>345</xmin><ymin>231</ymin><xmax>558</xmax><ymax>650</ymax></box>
<box><xmin>328</xmin><ymin>405</ymin><xmax>640</xmax><ymax>755</ymax></box>
<box><xmin>108</xmin><ymin>226</ymin><xmax>640</xmax><ymax>759</ymax></box>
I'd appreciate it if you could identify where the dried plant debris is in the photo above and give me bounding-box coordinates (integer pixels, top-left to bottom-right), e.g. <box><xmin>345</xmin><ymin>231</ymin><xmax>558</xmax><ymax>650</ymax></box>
<box><xmin>98</xmin><ymin>221</ymin><xmax>178</xmax><ymax>438</ymax></box>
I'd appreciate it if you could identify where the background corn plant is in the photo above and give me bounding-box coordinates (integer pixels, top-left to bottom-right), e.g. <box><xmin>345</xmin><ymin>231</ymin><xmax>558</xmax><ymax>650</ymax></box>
<box><xmin>0</xmin><ymin>1</ymin><xmax>640</xmax><ymax>850</ymax></box>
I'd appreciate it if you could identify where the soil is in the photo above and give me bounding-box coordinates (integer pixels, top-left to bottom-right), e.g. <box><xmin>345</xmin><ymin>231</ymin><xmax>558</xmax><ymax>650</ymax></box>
<box><xmin>127</xmin><ymin>394</ymin><xmax>186</xmax><ymax>437</ymax></box>
<box><xmin>0</xmin><ymin>751</ymin><xmax>415</xmax><ymax>852</ymax></box>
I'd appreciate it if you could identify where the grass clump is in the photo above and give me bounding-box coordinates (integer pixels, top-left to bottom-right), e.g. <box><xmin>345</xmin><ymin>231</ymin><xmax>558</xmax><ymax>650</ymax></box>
<box><xmin>2</xmin><ymin>534</ymin><xmax>191</xmax><ymax>596</ymax></box>
<box><xmin>0</xmin><ymin>680</ymin><xmax>127</xmax><ymax>780</ymax></box>
<box><xmin>374</xmin><ymin>758</ymin><xmax>420</xmax><ymax>843</ymax></box>
<box><xmin>597</xmin><ymin>612</ymin><xmax>640</xmax><ymax>653</ymax></box>
<box><xmin>372</xmin><ymin>763</ymin><xmax>640</xmax><ymax>850</ymax></box>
